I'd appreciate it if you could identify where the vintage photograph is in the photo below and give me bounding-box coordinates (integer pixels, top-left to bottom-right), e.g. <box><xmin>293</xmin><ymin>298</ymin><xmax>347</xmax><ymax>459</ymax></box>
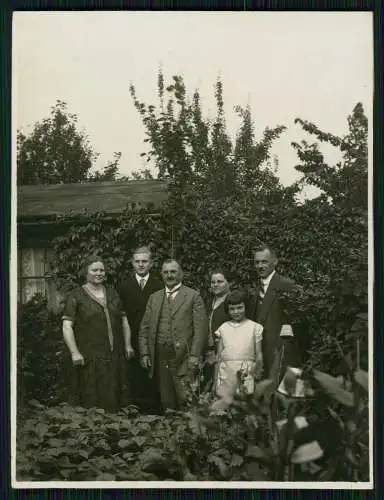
<box><xmin>12</xmin><ymin>11</ymin><xmax>372</xmax><ymax>487</ymax></box>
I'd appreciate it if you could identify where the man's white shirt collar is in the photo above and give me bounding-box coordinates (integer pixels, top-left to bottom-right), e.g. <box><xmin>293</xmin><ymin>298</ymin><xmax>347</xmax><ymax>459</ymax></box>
<box><xmin>136</xmin><ymin>273</ymin><xmax>149</xmax><ymax>286</ymax></box>
<box><xmin>261</xmin><ymin>270</ymin><xmax>276</xmax><ymax>290</ymax></box>
<box><xmin>165</xmin><ymin>283</ymin><xmax>182</xmax><ymax>296</ymax></box>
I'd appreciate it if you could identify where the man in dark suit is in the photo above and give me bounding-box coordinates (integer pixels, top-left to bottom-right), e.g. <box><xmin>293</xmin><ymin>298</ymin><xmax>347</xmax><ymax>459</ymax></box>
<box><xmin>139</xmin><ymin>259</ymin><xmax>209</xmax><ymax>411</ymax></box>
<box><xmin>248</xmin><ymin>244</ymin><xmax>304</xmax><ymax>381</ymax></box>
<box><xmin>119</xmin><ymin>246</ymin><xmax>163</xmax><ymax>412</ymax></box>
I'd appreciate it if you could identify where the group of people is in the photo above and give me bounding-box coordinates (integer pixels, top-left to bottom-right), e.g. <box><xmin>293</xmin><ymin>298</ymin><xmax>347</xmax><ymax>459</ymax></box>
<box><xmin>62</xmin><ymin>244</ymin><xmax>307</xmax><ymax>413</ymax></box>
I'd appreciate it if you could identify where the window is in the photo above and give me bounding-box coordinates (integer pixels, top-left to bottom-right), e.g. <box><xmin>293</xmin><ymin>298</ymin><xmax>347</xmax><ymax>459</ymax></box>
<box><xmin>18</xmin><ymin>247</ymin><xmax>62</xmax><ymax>310</ymax></box>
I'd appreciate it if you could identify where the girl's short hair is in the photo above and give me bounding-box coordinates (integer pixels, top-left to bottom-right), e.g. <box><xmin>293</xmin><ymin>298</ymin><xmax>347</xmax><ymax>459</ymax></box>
<box><xmin>224</xmin><ymin>288</ymin><xmax>248</xmax><ymax>314</ymax></box>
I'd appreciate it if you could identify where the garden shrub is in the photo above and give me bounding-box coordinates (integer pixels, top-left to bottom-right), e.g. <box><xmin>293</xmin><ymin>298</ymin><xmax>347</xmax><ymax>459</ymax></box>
<box><xmin>49</xmin><ymin>188</ymin><xmax>368</xmax><ymax>376</ymax></box>
<box><xmin>17</xmin><ymin>364</ymin><xmax>369</xmax><ymax>482</ymax></box>
<box><xmin>16</xmin><ymin>75</ymin><xmax>368</xmax><ymax>482</ymax></box>
<box><xmin>17</xmin><ymin>294</ymin><xmax>66</xmax><ymax>419</ymax></box>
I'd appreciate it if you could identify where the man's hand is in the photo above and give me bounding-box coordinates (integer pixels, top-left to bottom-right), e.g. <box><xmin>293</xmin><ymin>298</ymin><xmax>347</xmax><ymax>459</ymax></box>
<box><xmin>188</xmin><ymin>355</ymin><xmax>199</xmax><ymax>371</ymax></box>
<box><xmin>72</xmin><ymin>352</ymin><xmax>85</xmax><ymax>366</ymax></box>
<box><xmin>125</xmin><ymin>346</ymin><xmax>135</xmax><ymax>360</ymax></box>
<box><xmin>141</xmin><ymin>355</ymin><xmax>152</xmax><ymax>370</ymax></box>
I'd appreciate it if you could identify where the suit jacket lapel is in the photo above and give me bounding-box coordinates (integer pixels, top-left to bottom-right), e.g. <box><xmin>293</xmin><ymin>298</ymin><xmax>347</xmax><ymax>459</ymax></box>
<box><xmin>170</xmin><ymin>285</ymin><xmax>187</xmax><ymax>316</ymax></box>
<box><xmin>147</xmin><ymin>273</ymin><xmax>159</xmax><ymax>293</ymax></box>
<box><xmin>146</xmin><ymin>274</ymin><xmax>154</xmax><ymax>290</ymax></box>
<box><xmin>152</xmin><ymin>289</ymin><xmax>165</xmax><ymax>329</ymax></box>
<box><xmin>258</xmin><ymin>273</ymin><xmax>280</xmax><ymax>324</ymax></box>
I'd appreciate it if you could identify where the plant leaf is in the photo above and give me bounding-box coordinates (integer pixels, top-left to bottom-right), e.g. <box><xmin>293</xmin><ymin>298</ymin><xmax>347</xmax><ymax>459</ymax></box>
<box><xmin>245</xmin><ymin>444</ymin><xmax>268</xmax><ymax>460</ymax></box>
<box><xmin>354</xmin><ymin>370</ymin><xmax>368</xmax><ymax>392</ymax></box>
<box><xmin>253</xmin><ymin>379</ymin><xmax>274</xmax><ymax>400</ymax></box>
<box><xmin>96</xmin><ymin>473</ymin><xmax>116</xmax><ymax>480</ymax></box>
<box><xmin>231</xmin><ymin>454</ymin><xmax>244</xmax><ymax>467</ymax></box>
<box><xmin>208</xmin><ymin>454</ymin><xmax>229</xmax><ymax>478</ymax></box>
<box><xmin>139</xmin><ymin>448</ymin><xmax>167</xmax><ymax>472</ymax></box>
<box><xmin>118</xmin><ymin>439</ymin><xmax>131</xmax><ymax>449</ymax></box>
<box><xmin>313</xmin><ymin>370</ymin><xmax>354</xmax><ymax>407</ymax></box>
<box><xmin>132</xmin><ymin>436</ymin><xmax>147</xmax><ymax>448</ymax></box>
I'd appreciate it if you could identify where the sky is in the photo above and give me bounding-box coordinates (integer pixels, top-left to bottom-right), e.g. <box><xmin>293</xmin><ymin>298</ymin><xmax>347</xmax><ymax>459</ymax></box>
<box><xmin>13</xmin><ymin>11</ymin><xmax>373</xmax><ymax>190</ymax></box>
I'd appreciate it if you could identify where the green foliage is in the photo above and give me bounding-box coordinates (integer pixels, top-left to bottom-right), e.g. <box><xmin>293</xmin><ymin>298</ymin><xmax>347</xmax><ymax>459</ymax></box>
<box><xmin>16</xmin><ymin>399</ymin><xmax>255</xmax><ymax>481</ymax></box>
<box><xmin>292</xmin><ymin>103</ymin><xmax>368</xmax><ymax>208</ymax></box>
<box><xmin>50</xmin><ymin>181</ymin><xmax>368</xmax><ymax>375</ymax></box>
<box><xmin>17</xmin><ymin>296</ymin><xmax>368</xmax><ymax>482</ymax></box>
<box><xmin>16</xmin><ymin>72</ymin><xmax>369</xmax><ymax>483</ymax></box>
<box><xmin>17</xmin><ymin>294</ymin><xmax>65</xmax><ymax>416</ymax></box>
<box><xmin>129</xmin><ymin>70</ymin><xmax>289</xmax><ymax>199</ymax></box>
<box><xmin>17</xmin><ymin>100</ymin><xmax>123</xmax><ymax>185</ymax></box>
<box><xmin>89</xmin><ymin>152</ymin><xmax>122</xmax><ymax>182</ymax></box>
<box><xmin>17</xmin><ymin>100</ymin><xmax>97</xmax><ymax>185</ymax></box>
<box><xmin>17</xmin><ymin>364</ymin><xmax>369</xmax><ymax>482</ymax></box>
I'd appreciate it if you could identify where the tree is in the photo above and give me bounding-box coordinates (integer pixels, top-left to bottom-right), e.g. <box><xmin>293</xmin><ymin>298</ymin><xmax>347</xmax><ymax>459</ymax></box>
<box><xmin>233</xmin><ymin>104</ymin><xmax>296</xmax><ymax>202</ymax></box>
<box><xmin>129</xmin><ymin>70</ymin><xmax>288</xmax><ymax>199</ymax></box>
<box><xmin>45</xmin><ymin>93</ymin><xmax>368</xmax><ymax>375</ymax></box>
<box><xmin>89</xmin><ymin>152</ymin><xmax>122</xmax><ymax>182</ymax></box>
<box><xmin>17</xmin><ymin>100</ymin><xmax>96</xmax><ymax>185</ymax></box>
<box><xmin>17</xmin><ymin>100</ymin><xmax>122</xmax><ymax>185</ymax></box>
<box><xmin>292</xmin><ymin>103</ymin><xmax>368</xmax><ymax>208</ymax></box>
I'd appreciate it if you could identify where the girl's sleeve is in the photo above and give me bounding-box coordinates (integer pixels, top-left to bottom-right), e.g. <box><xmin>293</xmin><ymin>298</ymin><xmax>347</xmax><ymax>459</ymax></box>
<box><xmin>62</xmin><ymin>292</ymin><xmax>77</xmax><ymax>322</ymax></box>
<box><xmin>253</xmin><ymin>322</ymin><xmax>263</xmax><ymax>343</ymax></box>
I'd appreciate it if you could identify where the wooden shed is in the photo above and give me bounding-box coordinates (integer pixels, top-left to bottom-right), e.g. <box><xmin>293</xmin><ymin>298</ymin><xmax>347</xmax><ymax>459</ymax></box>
<box><xmin>17</xmin><ymin>180</ymin><xmax>168</xmax><ymax>309</ymax></box>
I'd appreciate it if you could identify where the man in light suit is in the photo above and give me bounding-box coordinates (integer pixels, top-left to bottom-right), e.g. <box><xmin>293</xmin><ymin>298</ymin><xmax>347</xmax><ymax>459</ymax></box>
<box><xmin>248</xmin><ymin>244</ymin><xmax>306</xmax><ymax>381</ymax></box>
<box><xmin>118</xmin><ymin>246</ymin><xmax>163</xmax><ymax>412</ymax></box>
<box><xmin>139</xmin><ymin>259</ymin><xmax>209</xmax><ymax>411</ymax></box>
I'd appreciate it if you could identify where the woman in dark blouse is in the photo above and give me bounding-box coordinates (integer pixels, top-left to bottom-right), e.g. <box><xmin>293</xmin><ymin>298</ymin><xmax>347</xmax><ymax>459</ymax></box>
<box><xmin>62</xmin><ymin>256</ymin><xmax>134</xmax><ymax>410</ymax></box>
<box><xmin>208</xmin><ymin>268</ymin><xmax>236</xmax><ymax>346</ymax></box>
<box><xmin>202</xmin><ymin>268</ymin><xmax>235</xmax><ymax>392</ymax></box>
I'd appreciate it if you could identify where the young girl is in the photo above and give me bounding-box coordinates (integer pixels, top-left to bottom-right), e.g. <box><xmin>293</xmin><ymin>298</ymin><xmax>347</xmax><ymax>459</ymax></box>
<box><xmin>213</xmin><ymin>289</ymin><xmax>263</xmax><ymax>402</ymax></box>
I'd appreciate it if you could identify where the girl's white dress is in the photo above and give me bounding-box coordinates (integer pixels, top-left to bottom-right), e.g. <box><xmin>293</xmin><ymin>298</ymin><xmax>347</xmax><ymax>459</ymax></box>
<box><xmin>214</xmin><ymin>319</ymin><xmax>263</xmax><ymax>399</ymax></box>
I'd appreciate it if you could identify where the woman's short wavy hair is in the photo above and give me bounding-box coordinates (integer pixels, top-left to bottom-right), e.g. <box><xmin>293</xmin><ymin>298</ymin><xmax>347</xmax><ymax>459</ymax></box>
<box><xmin>79</xmin><ymin>255</ymin><xmax>105</xmax><ymax>283</ymax></box>
<box><xmin>209</xmin><ymin>267</ymin><xmax>236</xmax><ymax>284</ymax></box>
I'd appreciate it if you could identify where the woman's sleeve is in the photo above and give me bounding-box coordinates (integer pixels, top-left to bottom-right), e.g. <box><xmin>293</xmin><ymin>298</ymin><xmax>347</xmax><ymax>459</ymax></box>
<box><xmin>62</xmin><ymin>292</ymin><xmax>77</xmax><ymax>322</ymax></box>
<box><xmin>110</xmin><ymin>286</ymin><xmax>127</xmax><ymax>317</ymax></box>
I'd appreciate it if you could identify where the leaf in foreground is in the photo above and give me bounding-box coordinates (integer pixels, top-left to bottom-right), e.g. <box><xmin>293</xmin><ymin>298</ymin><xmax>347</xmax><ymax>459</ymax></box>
<box><xmin>354</xmin><ymin>370</ymin><xmax>368</xmax><ymax>392</ymax></box>
<box><xmin>313</xmin><ymin>370</ymin><xmax>354</xmax><ymax>407</ymax></box>
<box><xmin>139</xmin><ymin>448</ymin><xmax>168</xmax><ymax>472</ymax></box>
<box><xmin>245</xmin><ymin>444</ymin><xmax>268</xmax><ymax>460</ymax></box>
<box><xmin>95</xmin><ymin>473</ymin><xmax>116</xmax><ymax>481</ymax></box>
<box><xmin>208</xmin><ymin>454</ymin><xmax>229</xmax><ymax>479</ymax></box>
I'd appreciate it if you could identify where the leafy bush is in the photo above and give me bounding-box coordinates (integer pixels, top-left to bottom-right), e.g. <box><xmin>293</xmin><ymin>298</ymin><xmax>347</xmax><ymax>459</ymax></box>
<box><xmin>49</xmin><ymin>189</ymin><xmax>367</xmax><ymax>376</ymax></box>
<box><xmin>16</xmin><ymin>73</ymin><xmax>369</xmax><ymax>482</ymax></box>
<box><xmin>17</xmin><ymin>363</ymin><xmax>369</xmax><ymax>482</ymax></box>
<box><xmin>44</xmin><ymin>79</ymin><xmax>367</xmax><ymax>377</ymax></box>
<box><xmin>17</xmin><ymin>294</ymin><xmax>66</xmax><ymax>420</ymax></box>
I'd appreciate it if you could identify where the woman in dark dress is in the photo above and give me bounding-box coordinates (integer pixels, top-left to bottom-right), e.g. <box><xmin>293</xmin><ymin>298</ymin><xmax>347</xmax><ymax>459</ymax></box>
<box><xmin>62</xmin><ymin>256</ymin><xmax>134</xmax><ymax>410</ymax></box>
<box><xmin>202</xmin><ymin>268</ymin><xmax>235</xmax><ymax>392</ymax></box>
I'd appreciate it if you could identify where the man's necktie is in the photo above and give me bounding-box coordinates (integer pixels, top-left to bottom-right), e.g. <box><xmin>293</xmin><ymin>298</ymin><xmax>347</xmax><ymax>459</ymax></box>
<box><xmin>167</xmin><ymin>287</ymin><xmax>180</xmax><ymax>302</ymax></box>
<box><xmin>259</xmin><ymin>280</ymin><xmax>266</xmax><ymax>302</ymax></box>
<box><xmin>139</xmin><ymin>278</ymin><xmax>146</xmax><ymax>290</ymax></box>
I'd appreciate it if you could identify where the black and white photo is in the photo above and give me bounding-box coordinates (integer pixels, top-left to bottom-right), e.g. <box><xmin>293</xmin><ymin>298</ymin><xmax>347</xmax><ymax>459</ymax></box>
<box><xmin>12</xmin><ymin>10</ymin><xmax>373</xmax><ymax>488</ymax></box>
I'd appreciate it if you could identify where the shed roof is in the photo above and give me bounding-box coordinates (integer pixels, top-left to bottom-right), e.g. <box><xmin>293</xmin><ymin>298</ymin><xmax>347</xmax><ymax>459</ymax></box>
<box><xmin>17</xmin><ymin>180</ymin><xmax>169</xmax><ymax>221</ymax></box>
